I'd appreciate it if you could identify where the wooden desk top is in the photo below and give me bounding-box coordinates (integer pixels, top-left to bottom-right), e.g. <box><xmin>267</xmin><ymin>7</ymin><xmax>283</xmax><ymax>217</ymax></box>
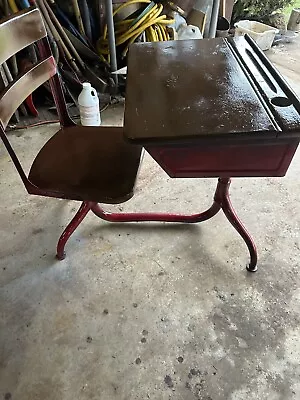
<box><xmin>124</xmin><ymin>37</ymin><xmax>300</xmax><ymax>144</ymax></box>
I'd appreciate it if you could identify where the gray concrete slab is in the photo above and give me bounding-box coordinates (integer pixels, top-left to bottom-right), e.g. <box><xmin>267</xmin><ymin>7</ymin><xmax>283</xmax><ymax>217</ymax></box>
<box><xmin>0</xmin><ymin>37</ymin><xmax>300</xmax><ymax>400</ymax></box>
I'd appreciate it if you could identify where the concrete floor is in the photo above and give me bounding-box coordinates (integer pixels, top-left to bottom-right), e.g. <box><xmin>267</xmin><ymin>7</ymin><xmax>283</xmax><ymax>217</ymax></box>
<box><xmin>1</xmin><ymin>37</ymin><xmax>300</xmax><ymax>400</ymax></box>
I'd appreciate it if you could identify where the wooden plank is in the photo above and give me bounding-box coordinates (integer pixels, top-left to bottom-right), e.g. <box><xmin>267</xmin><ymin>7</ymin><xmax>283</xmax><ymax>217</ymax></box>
<box><xmin>0</xmin><ymin>7</ymin><xmax>46</xmax><ymax>65</ymax></box>
<box><xmin>0</xmin><ymin>57</ymin><xmax>56</xmax><ymax>128</ymax></box>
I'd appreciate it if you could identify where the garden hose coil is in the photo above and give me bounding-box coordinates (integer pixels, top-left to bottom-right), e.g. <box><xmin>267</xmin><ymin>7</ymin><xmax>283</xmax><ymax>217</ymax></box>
<box><xmin>97</xmin><ymin>0</ymin><xmax>174</xmax><ymax>60</ymax></box>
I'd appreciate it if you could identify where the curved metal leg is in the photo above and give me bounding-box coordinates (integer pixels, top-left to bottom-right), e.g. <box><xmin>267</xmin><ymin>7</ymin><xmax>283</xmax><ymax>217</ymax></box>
<box><xmin>56</xmin><ymin>179</ymin><xmax>257</xmax><ymax>271</ymax></box>
<box><xmin>220</xmin><ymin>179</ymin><xmax>258</xmax><ymax>272</ymax></box>
<box><xmin>91</xmin><ymin>178</ymin><xmax>257</xmax><ymax>271</ymax></box>
<box><xmin>56</xmin><ymin>201</ymin><xmax>93</xmax><ymax>260</ymax></box>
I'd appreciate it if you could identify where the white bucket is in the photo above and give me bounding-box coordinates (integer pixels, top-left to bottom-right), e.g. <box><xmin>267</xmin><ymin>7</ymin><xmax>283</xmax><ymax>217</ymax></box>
<box><xmin>234</xmin><ymin>20</ymin><xmax>279</xmax><ymax>51</ymax></box>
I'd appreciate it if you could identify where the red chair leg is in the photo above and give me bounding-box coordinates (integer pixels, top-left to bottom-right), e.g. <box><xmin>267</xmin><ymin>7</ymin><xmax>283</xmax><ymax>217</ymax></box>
<box><xmin>56</xmin><ymin>201</ymin><xmax>93</xmax><ymax>260</ymax></box>
<box><xmin>220</xmin><ymin>178</ymin><xmax>258</xmax><ymax>272</ymax></box>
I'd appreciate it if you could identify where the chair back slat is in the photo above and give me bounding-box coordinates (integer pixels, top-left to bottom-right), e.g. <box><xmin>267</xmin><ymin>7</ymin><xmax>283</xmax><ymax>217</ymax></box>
<box><xmin>0</xmin><ymin>7</ymin><xmax>73</xmax><ymax>193</ymax></box>
<box><xmin>0</xmin><ymin>8</ymin><xmax>46</xmax><ymax>66</ymax></box>
<box><xmin>0</xmin><ymin>57</ymin><xmax>56</xmax><ymax>129</ymax></box>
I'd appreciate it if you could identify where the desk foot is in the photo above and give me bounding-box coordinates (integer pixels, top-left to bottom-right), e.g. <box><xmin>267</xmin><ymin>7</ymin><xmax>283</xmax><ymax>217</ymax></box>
<box><xmin>247</xmin><ymin>264</ymin><xmax>258</xmax><ymax>272</ymax></box>
<box><xmin>219</xmin><ymin>178</ymin><xmax>258</xmax><ymax>272</ymax></box>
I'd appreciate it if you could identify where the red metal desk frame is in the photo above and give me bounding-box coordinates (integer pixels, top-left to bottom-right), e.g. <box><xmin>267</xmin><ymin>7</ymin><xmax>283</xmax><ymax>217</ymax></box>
<box><xmin>120</xmin><ymin>36</ymin><xmax>299</xmax><ymax>272</ymax></box>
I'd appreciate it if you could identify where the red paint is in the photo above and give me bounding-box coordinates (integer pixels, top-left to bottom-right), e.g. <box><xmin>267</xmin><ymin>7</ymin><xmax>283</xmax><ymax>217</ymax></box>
<box><xmin>91</xmin><ymin>202</ymin><xmax>221</xmax><ymax>223</ymax></box>
<box><xmin>56</xmin><ymin>201</ymin><xmax>93</xmax><ymax>260</ymax></box>
<box><xmin>55</xmin><ymin>179</ymin><xmax>257</xmax><ymax>271</ymax></box>
<box><xmin>147</xmin><ymin>140</ymin><xmax>299</xmax><ymax>178</ymax></box>
<box><xmin>18</xmin><ymin>58</ymin><xmax>39</xmax><ymax>117</ymax></box>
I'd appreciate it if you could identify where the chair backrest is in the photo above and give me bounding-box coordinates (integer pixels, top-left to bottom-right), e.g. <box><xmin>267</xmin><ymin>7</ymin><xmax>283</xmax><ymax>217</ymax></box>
<box><xmin>0</xmin><ymin>7</ymin><xmax>72</xmax><ymax>190</ymax></box>
<box><xmin>0</xmin><ymin>7</ymin><xmax>53</xmax><ymax>128</ymax></box>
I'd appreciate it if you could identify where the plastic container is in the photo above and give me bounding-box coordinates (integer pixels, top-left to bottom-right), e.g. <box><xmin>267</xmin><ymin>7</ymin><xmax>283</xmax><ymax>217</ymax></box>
<box><xmin>78</xmin><ymin>82</ymin><xmax>101</xmax><ymax>126</ymax></box>
<box><xmin>234</xmin><ymin>20</ymin><xmax>279</xmax><ymax>51</ymax></box>
<box><xmin>177</xmin><ymin>24</ymin><xmax>203</xmax><ymax>39</ymax></box>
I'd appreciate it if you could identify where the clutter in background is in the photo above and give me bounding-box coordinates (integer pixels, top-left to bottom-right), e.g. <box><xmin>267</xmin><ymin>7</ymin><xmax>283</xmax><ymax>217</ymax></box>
<box><xmin>287</xmin><ymin>7</ymin><xmax>300</xmax><ymax>31</ymax></box>
<box><xmin>78</xmin><ymin>82</ymin><xmax>101</xmax><ymax>126</ymax></box>
<box><xmin>273</xmin><ymin>7</ymin><xmax>299</xmax><ymax>45</ymax></box>
<box><xmin>232</xmin><ymin>0</ymin><xmax>295</xmax><ymax>25</ymax></box>
<box><xmin>97</xmin><ymin>0</ymin><xmax>175</xmax><ymax>59</ymax></box>
<box><xmin>233</xmin><ymin>1</ymin><xmax>299</xmax><ymax>49</ymax></box>
<box><xmin>234</xmin><ymin>20</ymin><xmax>279</xmax><ymax>50</ymax></box>
<box><xmin>177</xmin><ymin>23</ymin><xmax>202</xmax><ymax>39</ymax></box>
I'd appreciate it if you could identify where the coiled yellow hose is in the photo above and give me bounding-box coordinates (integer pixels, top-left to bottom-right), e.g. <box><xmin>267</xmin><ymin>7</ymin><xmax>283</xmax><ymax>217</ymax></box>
<box><xmin>97</xmin><ymin>0</ymin><xmax>174</xmax><ymax>60</ymax></box>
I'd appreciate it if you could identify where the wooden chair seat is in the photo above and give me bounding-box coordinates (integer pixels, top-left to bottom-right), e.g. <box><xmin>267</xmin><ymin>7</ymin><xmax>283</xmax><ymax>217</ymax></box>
<box><xmin>28</xmin><ymin>125</ymin><xmax>142</xmax><ymax>204</ymax></box>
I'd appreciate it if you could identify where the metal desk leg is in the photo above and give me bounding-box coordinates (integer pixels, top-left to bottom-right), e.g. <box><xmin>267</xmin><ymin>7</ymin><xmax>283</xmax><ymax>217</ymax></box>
<box><xmin>55</xmin><ymin>179</ymin><xmax>258</xmax><ymax>272</ymax></box>
<box><xmin>218</xmin><ymin>178</ymin><xmax>258</xmax><ymax>272</ymax></box>
<box><xmin>90</xmin><ymin>178</ymin><xmax>258</xmax><ymax>272</ymax></box>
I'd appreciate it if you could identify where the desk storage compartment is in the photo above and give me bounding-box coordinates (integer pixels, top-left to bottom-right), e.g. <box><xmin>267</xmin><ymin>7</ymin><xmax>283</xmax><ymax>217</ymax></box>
<box><xmin>147</xmin><ymin>140</ymin><xmax>299</xmax><ymax>178</ymax></box>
